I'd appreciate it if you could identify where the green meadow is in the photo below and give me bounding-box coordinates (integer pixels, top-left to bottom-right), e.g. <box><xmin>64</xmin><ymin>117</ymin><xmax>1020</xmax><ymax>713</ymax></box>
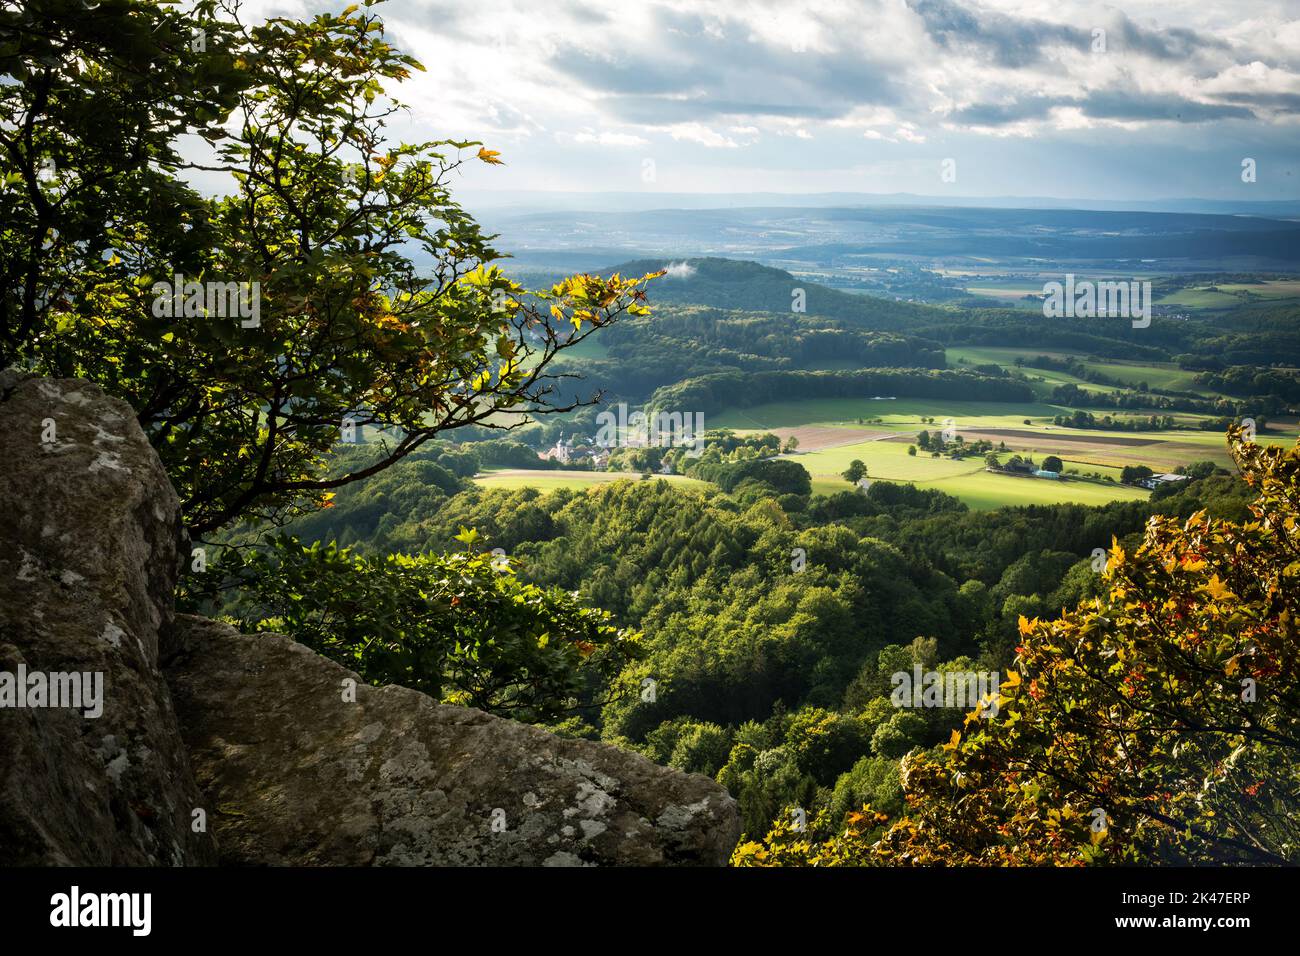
<box><xmin>712</xmin><ymin>394</ymin><xmax>1299</xmax><ymax>510</ymax></box>
<box><xmin>1213</xmin><ymin>279</ymin><xmax>1300</xmax><ymax>299</ymax></box>
<box><xmin>946</xmin><ymin>346</ymin><xmax>1202</xmax><ymax>392</ymax></box>
<box><xmin>1155</xmin><ymin>288</ymin><xmax>1242</xmax><ymax>309</ymax></box>
<box><xmin>474</xmin><ymin>469</ymin><xmax>707</xmax><ymax>492</ymax></box>
<box><xmin>795</xmin><ymin>440</ymin><xmax>1148</xmax><ymax>510</ymax></box>
<box><xmin>473</xmin><ymin>350</ymin><xmax>1299</xmax><ymax>509</ymax></box>
<box><xmin>810</xmin><ymin>470</ymin><xmax>1149</xmax><ymax>510</ymax></box>
<box><xmin>712</xmin><ymin>396</ymin><xmax>1066</xmax><ymax>431</ymax></box>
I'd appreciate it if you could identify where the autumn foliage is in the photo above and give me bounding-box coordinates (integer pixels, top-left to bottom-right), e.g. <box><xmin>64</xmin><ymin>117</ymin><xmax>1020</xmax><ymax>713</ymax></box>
<box><xmin>736</xmin><ymin>426</ymin><xmax>1300</xmax><ymax>865</ymax></box>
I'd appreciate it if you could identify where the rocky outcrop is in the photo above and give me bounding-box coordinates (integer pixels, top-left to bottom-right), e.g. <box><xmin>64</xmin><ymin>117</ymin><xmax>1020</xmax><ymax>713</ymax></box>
<box><xmin>0</xmin><ymin>372</ymin><xmax>739</xmax><ymax>866</ymax></box>
<box><xmin>165</xmin><ymin>615</ymin><xmax>739</xmax><ymax>866</ymax></box>
<box><xmin>0</xmin><ymin>371</ymin><xmax>216</xmax><ymax>865</ymax></box>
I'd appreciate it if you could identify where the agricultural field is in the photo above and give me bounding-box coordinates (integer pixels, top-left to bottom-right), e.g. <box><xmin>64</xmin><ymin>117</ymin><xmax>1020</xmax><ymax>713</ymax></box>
<box><xmin>795</xmin><ymin>438</ymin><xmax>1147</xmax><ymax>510</ymax></box>
<box><xmin>1082</xmin><ymin>360</ymin><xmax>1202</xmax><ymax>391</ymax></box>
<box><xmin>938</xmin><ymin>272</ymin><xmax>1300</xmax><ymax>313</ymax></box>
<box><xmin>473</xmin><ymin>468</ymin><xmax>707</xmax><ymax>492</ymax></box>
<box><xmin>947</xmin><ymin>269</ymin><xmax>1171</xmax><ymax>309</ymax></box>
<box><xmin>964</xmin><ymin>283</ymin><xmax>1044</xmax><ymax>297</ymax></box>
<box><xmin>712</xmin><ymin>396</ymin><xmax>1067</xmax><ymax>431</ymax></box>
<box><xmin>946</xmin><ymin>346</ymin><xmax>1203</xmax><ymax>393</ymax></box>
<box><xmin>808</xmin><ymin>470</ymin><xmax>1148</xmax><ymax>510</ymax></box>
<box><xmin>949</xmin><ymin>351</ymin><xmax>1114</xmax><ymax>398</ymax></box>
<box><xmin>1154</xmin><ymin>287</ymin><xmax>1241</xmax><ymax>309</ymax></box>
<box><xmin>713</xmin><ymin>396</ymin><xmax>1300</xmax><ymax>510</ymax></box>
<box><xmin>960</xmin><ymin>281</ymin><xmax>1045</xmax><ymax>308</ymax></box>
<box><xmin>1213</xmin><ymin>279</ymin><xmax>1300</xmax><ymax>299</ymax></box>
<box><xmin>471</xmin><ymin>347</ymin><xmax>1300</xmax><ymax>507</ymax></box>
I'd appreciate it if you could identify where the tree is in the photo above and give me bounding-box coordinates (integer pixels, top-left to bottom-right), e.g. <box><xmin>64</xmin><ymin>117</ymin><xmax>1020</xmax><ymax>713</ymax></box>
<box><xmin>697</xmin><ymin>457</ymin><xmax>811</xmax><ymax>496</ymax></box>
<box><xmin>785</xmin><ymin>708</ymin><xmax>873</xmax><ymax>782</ymax></box>
<box><xmin>1121</xmin><ymin>464</ymin><xmax>1155</xmax><ymax>485</ymax></box>
<box><xmin>907</xmin><ymin>445</ymin><xmax>917</xmax><ymax>456</ymax></box>
<box><xmin>1041</xmin><ymin>455</ymin><xmax>1063</xmax><ymax>473</ymax></box>
<box><xmin>870</xmin><ymin>710</ymin><xmax>926</xmax><ymax>759</ymax></box>
<box><xmin>783</xmin><ymin>435</ymin><xmax>799</xmax><ymax>454</ymax></box>
<box><xmin>184</xmin><ymin>530</ymin><xmax>641</xmax><ymax>724</ymax></box>
<box><xmin>734</xmin><ymin>428</ymin><xmax>1300</xmax><ymax>866</ymax></box>
<box><xmin>842</xmin><ymin>460</ymin><xmax>867</xmax><ymax>484</ymax></box>
<box><xmin>1</xmin><ymin>0</ymin><xmax>248</xmax><ymax>366</ymax></box>
<box><xmin>869</xmin><ymin>427</ymin><xmax>1300</xmax><ymax>865</ymax></box>
<box><xmin>4</xmin><ymin>0</ymin><xmax>659</xmax><ymax>536</ymax></box>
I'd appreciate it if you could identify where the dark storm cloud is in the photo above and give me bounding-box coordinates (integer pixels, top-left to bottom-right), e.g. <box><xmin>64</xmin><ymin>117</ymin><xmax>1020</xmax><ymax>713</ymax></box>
<box><xmin>1080</xmin><ymin>90</ymin><xmax>1256</xmax><ymax>122</ymax></box>
<box><xmin>950</xmin><ymin>98</ymin><xmax>1060</xmax><ymax>125</ymax></box>
<box><xmin>908</xmin><ymin>0</ymin><xmax>1231</xmax><ymax>68</ymax></box>
<box><xmin>952</xmin><ymin>90</ymin><xmax>1259</xmax><ymax>127</ymax></box>
<box><xmin>555</xmin><ymin>48</ymin><xmax>702</xmax><ymax>97</ymax></box>
<box><xmin>602</xmin><ymin>97</ymin><xmax>843</xmax><ymax>124</ymax></box>
<box><xmin>1209</xmin><ymin>91</ymin><xmax>1300</xmax><ymax>114</ymax></box>
<box><xmin>908</xmin><ymin>0</ymin><xmax>1092</xmax><ymax>66</ymax></box>
<box><xmin>1109</xmin><ymin>12</ymin><xmax>1230</xmax><ymax>60</ymax></box>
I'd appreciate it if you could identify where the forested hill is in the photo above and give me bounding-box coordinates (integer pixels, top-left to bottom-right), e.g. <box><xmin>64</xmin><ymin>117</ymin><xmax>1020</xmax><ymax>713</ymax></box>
<box><xmin>591</xmin><ymin>257</ymin><xmax>1300</xmax><ymax>369</ymax></box>
<box><xmin>600</xmin><ymin>257</ymin><xmax>939</xmax><ymax>330</ymax></box>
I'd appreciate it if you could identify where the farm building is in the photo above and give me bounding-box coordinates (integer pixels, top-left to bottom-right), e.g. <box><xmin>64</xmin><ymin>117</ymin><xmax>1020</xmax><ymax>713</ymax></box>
<box><xmin>1139</xmin><ymin>473</ymin><xmax>1192</xmax><ymax>490</ymax></box>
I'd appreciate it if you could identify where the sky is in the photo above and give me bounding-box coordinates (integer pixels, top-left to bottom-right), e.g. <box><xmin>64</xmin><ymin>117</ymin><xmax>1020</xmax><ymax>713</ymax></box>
<box><xmin>230</xmin><ymin>0</ymin><xmax>1300</xmax><ymax>203</ymax></box>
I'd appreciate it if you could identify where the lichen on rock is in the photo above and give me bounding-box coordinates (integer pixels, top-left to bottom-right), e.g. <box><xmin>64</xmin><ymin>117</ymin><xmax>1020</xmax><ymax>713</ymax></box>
<box><xmin>1</xmin><ymin>372</ymin><xmax>739</xmax><ymax>867</ymax></box>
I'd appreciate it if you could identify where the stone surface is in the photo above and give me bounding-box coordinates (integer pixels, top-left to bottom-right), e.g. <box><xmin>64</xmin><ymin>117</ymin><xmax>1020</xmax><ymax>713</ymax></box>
<box><xmin>165</xmin><ymin>615</ymin><xmax>740</xmax><ymax>866</ymax></box>
<box><xmin>0</xmin><ymin>371</ymin><xmax>739</xmax><ymax>867</ymax></box>
<box><xmin>0</xmin><ymin>371</ymin><xmax>216</xmax><ymax>865</ymax></box>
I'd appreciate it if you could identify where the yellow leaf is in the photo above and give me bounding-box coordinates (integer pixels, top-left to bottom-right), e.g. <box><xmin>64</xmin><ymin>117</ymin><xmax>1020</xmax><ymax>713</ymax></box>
<box><xmin>1204</xmin><ymin>574</ymin><xmax>1234</xmax><ymax>602</ymax></box>
<box><xmin>477</xmin><ymin>147</ymin><xmax>505</xmax><ymax>165</ymax></box>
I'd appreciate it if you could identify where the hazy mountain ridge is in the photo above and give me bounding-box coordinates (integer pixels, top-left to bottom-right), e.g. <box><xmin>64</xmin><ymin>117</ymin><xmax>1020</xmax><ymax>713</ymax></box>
<box><xmin>467</xmin><ymin>191</ymin><xmax>1300</xmax><ymax>217</ymax></box>
<box><xmin>484</xmin><ymin>204</ymin><xmax>1300</xmax><ymax>272</ymax></box>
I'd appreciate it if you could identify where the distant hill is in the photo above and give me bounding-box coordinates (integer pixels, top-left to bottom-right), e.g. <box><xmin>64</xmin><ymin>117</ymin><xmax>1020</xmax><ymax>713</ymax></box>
<box><xmin>467</xmin><ymin>190</ymin><xmax>1300</xmax><ymax>218</ymax></box>
<box><xmin>601</xmin><ymin>257</ymin><xmax>939</xmax><ymax>331</ymax></box>
<box><xmin>519</xmin><ymin>255</ymin><xmax>1297</xmax><ymax>370</ymax></box>
<box><xmin>562</xmin><ymin>257</ymin><xmax>1194</xmax><ymax>364</ymax></box>
<box><xmin>486</xmin><ymin>204</ymin><xmax>1300</xmax><ymax>270</ymax></box>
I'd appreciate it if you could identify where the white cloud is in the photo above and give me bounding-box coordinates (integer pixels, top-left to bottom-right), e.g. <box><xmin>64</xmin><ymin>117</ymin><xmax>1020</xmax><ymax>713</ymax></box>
<box><xmin>570</xmin><ymin>130</ymin><xmax>650</xmax><ymax>147</ymax></box>
<box><xmin>194</xmin><ymin>1</ymin><xmax>1300</xmax><ymax>199</ymax></box>
<box><xmin>864</xmin><ymin>125</ymin><xmax>927</xmax><ymax>144</ymax></box>
<box><xmin>664</xmin><ymin>122</ymin><xmax>744</xmax><ymax>148</ymax></box>
<box><xmin>358</xmin><ymin>0</ymin><xmax>1300</xmax><ymax>148</ymax></box>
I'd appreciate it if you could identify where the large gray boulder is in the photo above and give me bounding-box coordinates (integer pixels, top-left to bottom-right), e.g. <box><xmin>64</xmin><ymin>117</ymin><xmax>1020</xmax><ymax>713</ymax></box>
<box><xmin>165</xmin><ymin>615</ymin><xmax>740</xmax><ymax>866</ymax></box>
<box><xmin>0</xmin><ymin>371</ymin><xmax>739</xmax><ymax>867</ymax></box>
<box><xmin>0</xmin><ymin>371</ymin><xmax>216</xmax><ymax>865</ymax></box>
